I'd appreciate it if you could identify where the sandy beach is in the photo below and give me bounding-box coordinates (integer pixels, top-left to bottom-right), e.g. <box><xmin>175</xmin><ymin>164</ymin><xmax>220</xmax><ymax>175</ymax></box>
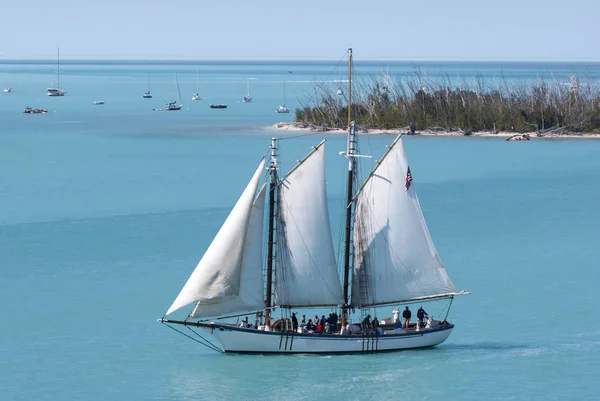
<box><xmin>272</xmin><ymin>122</ymin><xmax>600</xmax><ymax>139</ymax></box>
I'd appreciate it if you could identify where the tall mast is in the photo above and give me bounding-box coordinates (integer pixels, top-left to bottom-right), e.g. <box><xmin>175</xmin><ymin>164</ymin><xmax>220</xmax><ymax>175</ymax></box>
<box><xmin>341</xmin><ymin>48</ymin><xmax>355</xmax><ymax>328</ymax></box>
<box><xmin>264</xmin><ymin>137</ymin><xmax>278</xmax><ymax>328</ymax></box>
<box><xmin>347</xmin><ymin>48</ymin><xmax>352</xmax><ymax>127</ymax></box>
<box><xmin>175</xmin><ymin>73</ymin><xmax>181</xmax><ymax>103</ymax></box>
<box><xmin>57</xmin><ymin>47</ymin><xmax>60</xmax><ymax>90</ymax></box>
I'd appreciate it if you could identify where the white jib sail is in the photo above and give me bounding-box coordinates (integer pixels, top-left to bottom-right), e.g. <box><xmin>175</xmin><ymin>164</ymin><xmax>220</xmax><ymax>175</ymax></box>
<box><xmin>166</xmin><ymin>159</ymin><xmax>266</xmax><ymax>317</ymax></box>
<box><xmin>275</xmin><ymin>142</ymin><xmax>344</xmax><ymax>307</ymax></box>
<box><xmin>352</xmin><ymin>136</ymin><xmax>456</xmax><ymax>307</ymax></box>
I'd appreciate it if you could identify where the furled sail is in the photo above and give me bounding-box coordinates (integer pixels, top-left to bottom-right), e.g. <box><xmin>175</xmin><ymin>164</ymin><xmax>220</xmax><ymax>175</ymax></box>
<box><xmin>166</xmin><ymin>159</ymin><xmax>266</xmax><ymax>318</ymax></box>
<box><xmin>351</xmin><ymin>136</ymin><xmax>456</xmax><ymax>307</ymax></box>
<box><xmin>274</xmin><ymin>141</ymin><xmax>344</xmax><ymax>307</ymax></box>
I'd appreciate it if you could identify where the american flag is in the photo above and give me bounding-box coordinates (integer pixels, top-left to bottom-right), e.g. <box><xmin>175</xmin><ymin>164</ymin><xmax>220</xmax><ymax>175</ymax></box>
<box><xmin>405</xmin><ymin>166</ymin><xmax>413</xmax><ymax>190</ymax></box>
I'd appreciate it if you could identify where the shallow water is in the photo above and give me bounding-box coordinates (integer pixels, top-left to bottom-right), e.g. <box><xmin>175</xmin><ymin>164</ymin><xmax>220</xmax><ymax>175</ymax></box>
<box><xmin>1</xmin><ymin>60</ymin><xmax>599</xmax><ymax>400</ymax></box>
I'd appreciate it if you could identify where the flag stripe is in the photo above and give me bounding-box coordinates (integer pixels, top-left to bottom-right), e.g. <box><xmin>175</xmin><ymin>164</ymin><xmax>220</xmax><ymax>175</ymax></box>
<box><xmin>405</xmin><ymin>166</ymin><xmax>413</xmax><ymax>190</ymax></box>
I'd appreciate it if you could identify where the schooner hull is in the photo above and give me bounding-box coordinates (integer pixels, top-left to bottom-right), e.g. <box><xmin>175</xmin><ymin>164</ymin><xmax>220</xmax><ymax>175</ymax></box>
<box><xmin>201</xmin><ymin>323</ymin><xmax>454</xmax><ymax>354</ymax></box>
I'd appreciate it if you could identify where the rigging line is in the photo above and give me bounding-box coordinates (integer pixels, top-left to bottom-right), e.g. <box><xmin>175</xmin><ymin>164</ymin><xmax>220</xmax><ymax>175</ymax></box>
<box><xmin>320</xmin><ymin>51</ymin><xmax>353</xmax><ymax>86</ymax></box>
<box><xmin>276</xmin><ymin>131</ymin><xmax>323</xmax><ymax>141</ymax></box>
<box><xmin>162</xmin><ymin>323</ymin><xmax>223</xmax><ymax>354</ymax></box>
<box><xmin>185</xmin><ymin>325</ymin><xmax>225</xmax><ymax>354</ymax></box>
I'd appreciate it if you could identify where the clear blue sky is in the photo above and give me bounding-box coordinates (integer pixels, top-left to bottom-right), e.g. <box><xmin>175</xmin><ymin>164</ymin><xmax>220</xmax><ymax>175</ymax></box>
<box><xmin>2</xmin><ymin>0</ymin><xmax>598</xmax><ymax>61</ymax></box>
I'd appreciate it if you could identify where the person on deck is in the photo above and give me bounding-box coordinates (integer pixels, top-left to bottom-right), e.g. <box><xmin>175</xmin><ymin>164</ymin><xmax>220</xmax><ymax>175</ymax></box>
<box><xmin>402</xmin><ymin>306</ymin><xmax>412</xmax><ymax>329</ymax></box>
<box><xmin>417</xmin><ymin>306</ymin><xmax>429</xmax><ymax>327</ymax></box>
<box><xmin>291</xmin><ymin>313</ymin><xmax>298</xmax><ymax>331</ymax></box>
<box><xmin>316</xmin><ymin>321</ymin><xmax>324</xmax><ymax>333</ymax></box>
<box><xmin>372</xmin><ymin>316</ymin><xmax>379</xmax><ymax>330</ymax></box>
<box><xmin>328</xmin><ymin>312</ymin><xmax>339</xmax><ymax>332</ymax></box>
<box><xmin>301</xmin><ymin>314</ymin><xmax>306</xmax><ymax>325</ymax></box>
<box><xmin>362</xmin><ymin>314</ymin><xmax>372</xmax><ymax>331</ymax></box>
<box><xmin>307</xmin><ymin>319</ymin><xmax>316</xmax><ymax>332</ymax></box>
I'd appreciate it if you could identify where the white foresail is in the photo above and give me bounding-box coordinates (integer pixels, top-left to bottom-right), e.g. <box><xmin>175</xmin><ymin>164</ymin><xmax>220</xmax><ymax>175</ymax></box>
<box><xmin>351</xmin><ymin>136</ymin><xmax>456</xmax><ymax>307</ymax></box>
<box><xmin>166</xmin><ymin>159</ymin><xmax>266</xmax><ymax>317</ymax></box>
<box><xmin>275</xmin><ymin>142</ymin><xmax>344</xmax><ymax>307</ymax></box>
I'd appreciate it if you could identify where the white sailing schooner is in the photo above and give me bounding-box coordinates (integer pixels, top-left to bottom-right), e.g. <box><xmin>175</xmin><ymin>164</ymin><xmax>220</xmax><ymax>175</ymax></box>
<box><xmin>160</xmin><ymin>49</ymin><xmax>468</xmax><ymax>354</ymax></box>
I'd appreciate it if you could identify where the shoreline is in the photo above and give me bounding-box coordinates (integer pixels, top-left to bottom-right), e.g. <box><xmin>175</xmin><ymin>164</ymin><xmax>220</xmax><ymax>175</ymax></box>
<box><xmin>272</xmin><ymin>122</ymin><xmax>600</xmax><ymax>139</ymax></box>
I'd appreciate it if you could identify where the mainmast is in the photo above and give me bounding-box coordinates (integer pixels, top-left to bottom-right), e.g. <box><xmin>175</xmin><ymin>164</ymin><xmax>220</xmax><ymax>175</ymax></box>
<box><xmin>57</xmin><ymin>47</ymin><xmax>60</xmax><ymax>90</ymax></box>
<box><xmin>341</xmin><ymin>48</ymin><xmax>355</xmax><ymax>327</ymax></box>
<box><xmin>264</xmin><ymin>137</ymin><xmax>278</xmax><ymax>328</ymax></box>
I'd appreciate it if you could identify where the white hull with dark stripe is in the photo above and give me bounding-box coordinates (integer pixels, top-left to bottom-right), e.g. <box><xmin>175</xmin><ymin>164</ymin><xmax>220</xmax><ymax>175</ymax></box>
<box><xmin>198</xmin><ymin>322</ymin><xmax>453</xmax><ymax>353</ymax></box>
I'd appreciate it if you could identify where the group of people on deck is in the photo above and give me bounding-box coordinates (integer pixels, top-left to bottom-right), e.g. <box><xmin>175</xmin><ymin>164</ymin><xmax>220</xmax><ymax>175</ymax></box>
<box><xmin>248</xmin><ymin>306</ymin><xmax>430</xmax><ymax>335</ymax></box>
<box><xmin>291</xmin><ymin>312</ymin><xmax>339</xmax><ymax>334</ymax></box>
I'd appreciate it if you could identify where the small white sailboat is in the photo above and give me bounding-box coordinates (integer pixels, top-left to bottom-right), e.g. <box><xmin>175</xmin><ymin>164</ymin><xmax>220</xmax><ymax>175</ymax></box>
<box><xmin>165</xmin><ymin>73</ymin><xmax>183</xmax><ymax>111</ymax></box>
<box><xmin>243</xmin><ymin>78</ymin><xmax>252</xmax><ymax>103</ymax></box>
<box><xmin>92</xmin><ymin>100</ymin><xmax>105</xmax><ymax>105</ymax></box>
<box><xmin>47</xmin><ymin>47</ymin><xmax>66</xmax><ymax>96</ymax></box>
<box><xmin>3</xmin><ymin>88</ymin><xmax>11</xmax><ymax>93</ymax></box>
<box><xmin>160</xmin><ymin>48</ymin><xmax>468</xmax><ymax>354</ymax></box>
<box><xmin>192</xmin><ymin>70</ymin><xmax>201</xmax><ymax>101</ymax></box>
<box><xmin>275</xmin><ymin>81</ymin><xmax>290</xmax><ymax>113</ymax></box>
<box><xmin>143</xmin><ymin>74</ymin><xmax>153</xmax><ymax>98</ymax></box>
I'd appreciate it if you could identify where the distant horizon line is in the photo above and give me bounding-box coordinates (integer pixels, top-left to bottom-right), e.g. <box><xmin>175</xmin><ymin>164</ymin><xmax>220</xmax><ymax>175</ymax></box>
<box><xmin>1</xmin><ymin>57</ymin><xmax>600</xmax><ymax>64</ymax></box>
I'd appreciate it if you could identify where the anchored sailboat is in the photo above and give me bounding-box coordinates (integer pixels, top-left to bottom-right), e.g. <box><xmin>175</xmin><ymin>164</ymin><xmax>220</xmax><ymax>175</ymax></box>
<box><xmin>192</xmin><ymin>70</ymin><xmax>201</xmax><ymax>101</ymax></box>
<box><xmin>160</xmin><ymin>49</ymin><xmax>468</xmax><ymax>354</ymax></box>
<box><xmin>243</xmin><ymin>78</ymin><xmax>252</xmax><ymax>103</ymax></box>
<box><xmin>47</xmin><ymin>47</ymin><xmax>66</xmax><ymax>96</ymax></box>
<box><xmin>143</xmin><ymin>74</ymin><xmax>153</xmax><ymax>98</ymax></box>
<box><xmin>275</xmin><ymin>81</ymin><xmax>290</xmax><ymax>113</ymax></box>
<box><xmin>165</xmin><ymin>73</ymin><xmax>183</xmax><ymax>111</ymax></box>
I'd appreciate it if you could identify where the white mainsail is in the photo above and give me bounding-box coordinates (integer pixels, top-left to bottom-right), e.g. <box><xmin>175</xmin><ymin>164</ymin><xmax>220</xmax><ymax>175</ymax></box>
<box><xmin>351</xmin><ymin>136</ymin><xmax>456</xmax><ymax>307</ymax></box>
<box><xmin>166</xmin><ymin>159</ymin><xmax>266</xmax><ymax>317</ymax></box>
<box><xmin>274</xmin><ymin>141</ymin><xmax>344</xmax><ymax>307</ymax></box>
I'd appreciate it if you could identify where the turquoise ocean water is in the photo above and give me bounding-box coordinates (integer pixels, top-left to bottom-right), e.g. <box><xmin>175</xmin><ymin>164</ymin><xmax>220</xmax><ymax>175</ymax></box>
<box><xmin>1</xmin><ymin>60</ymin><xmax>600</xmax><ymax>400</ymax></box>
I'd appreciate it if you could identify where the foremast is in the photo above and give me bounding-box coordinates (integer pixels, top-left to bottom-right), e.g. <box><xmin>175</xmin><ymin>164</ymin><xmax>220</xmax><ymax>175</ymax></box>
<box><xmin>341</xmin><ymin>48</ymin><xmax>354</xmax><ymax>328</ymax></box>
<box><xmin>264</xmin><ymin>138</ymin><xmax>278</xmax><ymax>327</ymax></box>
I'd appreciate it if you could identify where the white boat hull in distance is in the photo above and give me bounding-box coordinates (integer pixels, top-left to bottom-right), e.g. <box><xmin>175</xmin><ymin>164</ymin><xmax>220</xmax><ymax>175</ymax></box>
<box><xmin>195</xmin><ymin>322</ymin><xmax>453</xmax><ymax>353</ymax></box>
<box><xmin>276</xmin><ymin>106</ymin><xmax>290</xmax><ymax>113</ymax></box>
<box><xmin>47</xmin><ymin>88</ymin><xmax>66</xmax><ymax>96</ymax></box>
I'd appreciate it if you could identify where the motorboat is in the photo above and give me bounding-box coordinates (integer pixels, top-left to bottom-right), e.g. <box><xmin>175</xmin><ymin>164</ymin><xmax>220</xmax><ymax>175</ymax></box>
<box><xmin>23</xmin><ymin>106</ymin><xmax>48</xmax><ymax>114</ymax></box>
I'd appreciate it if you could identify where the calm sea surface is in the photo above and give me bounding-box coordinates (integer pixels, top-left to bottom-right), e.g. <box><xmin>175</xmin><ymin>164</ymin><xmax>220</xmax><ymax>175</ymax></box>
<box><xmin>1</xmin><ymin>60</ymin><xmax>600</xmax><ymax>400</ymax></box>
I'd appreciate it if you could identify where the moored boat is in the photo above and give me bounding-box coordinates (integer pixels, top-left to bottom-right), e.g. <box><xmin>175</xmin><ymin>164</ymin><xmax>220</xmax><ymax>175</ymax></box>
<box><xmin>209</xmin><ymin>104</ymin><xmax>228</xmax><ymax>109</ymax></box>
<box><xmin>192</xmin><ymin>69</ymin><xmax>201</xmax><ymax>100</ymax></box>
<box><xmin>165</xmin><ymin>73</ymin><xmax>183</xmax><ymax>111</ymax></box>
<box><xmin>242</xmin><ymin>78</ymin><xmax>252</xmax><ymax>102</ymax></box>
<box><xmin>23</xmin><ymin>106</ymin><xmax>48</xmax><ymax>114</ymax></box>
<box><xmin>275</xmin><ymin>81</ymin><xmax>290</xmax><ymax>113</ymax></box>
<box><xmin>47</xmin><ymin>47</ymin><xmax>66</xmax><ymax>96</ymax></box>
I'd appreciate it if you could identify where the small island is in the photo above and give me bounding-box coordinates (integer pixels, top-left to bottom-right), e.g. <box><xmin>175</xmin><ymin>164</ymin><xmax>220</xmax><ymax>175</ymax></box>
<box><xmin>279</xmin><ymin>73</ymin><xmax>600</xmax><ymax>139</ymax></box>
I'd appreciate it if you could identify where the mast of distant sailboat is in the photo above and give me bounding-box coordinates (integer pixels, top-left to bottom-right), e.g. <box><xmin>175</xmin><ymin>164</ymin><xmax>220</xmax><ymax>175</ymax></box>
<box><xmin>57</xmin><ymin>47</ymin><xmax>60</xmax><ymax>91</ymax></box>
